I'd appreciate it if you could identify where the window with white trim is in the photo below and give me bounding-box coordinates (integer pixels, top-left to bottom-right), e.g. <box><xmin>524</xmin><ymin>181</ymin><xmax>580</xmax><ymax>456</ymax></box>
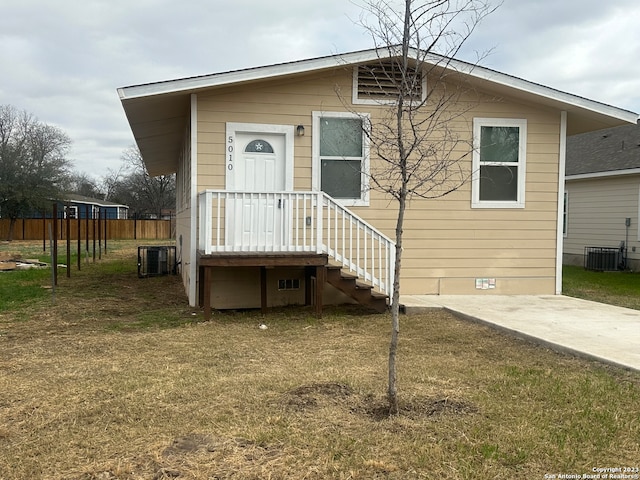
<box><xmin>312</xmin><ymin>112</ymin><xmax>370</xmax><ymax>206</ymax></box>
<box><xmin>64</xmin><ymin>205</ymin><xmax>78</xmax><ymax>219</ymax></box>
<box><xmin>472</xmin><ymin>118</ymin><xmax>527</xmax><ymax>208</ymax></box>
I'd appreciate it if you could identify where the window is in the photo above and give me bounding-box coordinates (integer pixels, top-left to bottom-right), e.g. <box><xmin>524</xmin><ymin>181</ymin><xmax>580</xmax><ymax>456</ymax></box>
<box><xmin>472</xmin><ymin>118</ymin><xmax>527</xmax><ymax>208</ymax></box>
<box><xmin>278</xmin><ymin>279</ymin><xmax>300</xmax><ymax>290</ymax></box>
<box><xmin>312</xmin><ymin>112</ymin><xmax>370</xmax><ymax>206</ymax></box>
<box><xmin>244</xmin><ymin>139</ymin><xmax>274</xmax><ymax>153</ymax></box>
<box><xmin>64</xmin><ymin>205</ymin><xmax>78</xmax><ymax>219</ymax></box>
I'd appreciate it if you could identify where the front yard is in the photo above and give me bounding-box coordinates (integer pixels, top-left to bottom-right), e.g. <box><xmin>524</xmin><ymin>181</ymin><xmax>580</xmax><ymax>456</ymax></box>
<box><xmin>0</xmin><ymin>242</ymin><xmax>639</xmax><ymax>479</ymax></box>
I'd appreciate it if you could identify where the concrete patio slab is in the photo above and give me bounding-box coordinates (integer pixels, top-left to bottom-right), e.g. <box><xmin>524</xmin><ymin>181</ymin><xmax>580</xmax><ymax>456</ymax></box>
<box><xmin>400</xmin><ymin>295</ymin><xmax>640</xmax><ymax>372</ymax></box>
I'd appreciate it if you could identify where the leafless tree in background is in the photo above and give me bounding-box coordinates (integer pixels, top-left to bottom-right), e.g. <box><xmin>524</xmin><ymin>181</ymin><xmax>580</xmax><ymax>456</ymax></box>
<box><xmin>107</xmin><ymin>146</ymin><xmax>175</xmax><ymax>219</ymax></box>
<box><xmin>0</xmin><ymin>104</ymin><xmax>71</xmax><ymax>240</ymax></box>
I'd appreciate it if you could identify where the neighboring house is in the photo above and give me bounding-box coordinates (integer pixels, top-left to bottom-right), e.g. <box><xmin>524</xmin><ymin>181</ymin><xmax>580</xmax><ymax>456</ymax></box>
<box><xmin>63</xmin><ymin>194</ymin><xmax>129</xmax><ymax>220</ymax></box>
<box><xmin>118</xmin><ymin>48</ymin><xmax>637</xmax><ymax>315</ymax></box>
<box><xmin>32</xmin><ymin>194</ymin><xmax>129</xmax><ymax>220</ymax></box>
<box><xmin>564</xmin><ymin>123</ymin><xmax>640</xmax><ymax>270</ymax></box>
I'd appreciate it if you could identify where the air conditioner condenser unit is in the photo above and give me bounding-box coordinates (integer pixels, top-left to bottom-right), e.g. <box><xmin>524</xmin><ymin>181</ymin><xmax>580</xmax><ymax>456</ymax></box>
<box><xmin>137</xmin><ymin>245</ymin><xmax>177</xmax><ymax>278</ymax></box>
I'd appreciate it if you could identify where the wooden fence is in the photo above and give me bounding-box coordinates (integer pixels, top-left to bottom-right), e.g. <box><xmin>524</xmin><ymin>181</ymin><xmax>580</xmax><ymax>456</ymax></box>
<box><xmin>0</xmin><ymin>218</ymin><xmax>173</xmax><ymax>241</ymax></box>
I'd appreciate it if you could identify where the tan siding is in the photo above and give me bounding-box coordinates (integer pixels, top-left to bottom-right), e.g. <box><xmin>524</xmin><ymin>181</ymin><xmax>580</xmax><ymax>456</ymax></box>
<box><xmin>197</xmin><ymin>162</ymin><xmax>226</xmax><ymax>179</ymax></box>
<box><xmin>404</xmin><ymin>267</ymin><xmax>556</xmax><ymax>279</ymax></box>
<box><xmin>406</xmin><ymin>253</ymin><xmax>556</xmax><ymax>266</ymax></box>
<box><xmin>195</xmin><ymin>67</ymin><xmax>563</xmax><ymax>297</ymax></box>
<box><xmin>408</xmin><ymin>239</ymin><xmax>555</xmax><ymax>250</ymax></box>
<box><xmin>386</xmin><ymin>98</ymin><xmax>559</xmax><ymax>294</ymax></box>
<box><xmin>437</xmin><ymin>277</ymin><xmax>555</xmax><ymax>295</ymax></box>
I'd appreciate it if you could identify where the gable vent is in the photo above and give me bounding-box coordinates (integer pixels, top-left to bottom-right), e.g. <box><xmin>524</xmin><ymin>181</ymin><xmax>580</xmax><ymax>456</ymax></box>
<box><xmin>354</xmin><ymin>61</ymin><xmax>424</xmax><ymax>104</ymax></box>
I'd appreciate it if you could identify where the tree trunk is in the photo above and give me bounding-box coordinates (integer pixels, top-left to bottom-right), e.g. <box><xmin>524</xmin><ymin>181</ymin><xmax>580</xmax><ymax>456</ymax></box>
<box><xmin>388</xmin><ymin>193</ymin><xmax>406</xmax><ymax>415</ymax></box>
<box><xmin>6</xmin><ymin>216</ymin><xmax>17</xmax><ymax>241</ymax></box>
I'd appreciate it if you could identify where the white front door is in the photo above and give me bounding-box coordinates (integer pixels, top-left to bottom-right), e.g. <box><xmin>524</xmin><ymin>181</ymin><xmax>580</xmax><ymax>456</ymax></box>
<box><xmin>225</xmin><ymin>124</ymin><xmax>294</xmax><ymax>250</ymax></box>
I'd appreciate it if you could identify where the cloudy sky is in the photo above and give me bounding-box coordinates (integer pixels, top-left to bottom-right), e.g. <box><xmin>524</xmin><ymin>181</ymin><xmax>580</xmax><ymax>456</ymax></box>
<box><xmin>1</xmin><ymin>0</ymin><xmax>639</xmax><ymax>179</ymax></box>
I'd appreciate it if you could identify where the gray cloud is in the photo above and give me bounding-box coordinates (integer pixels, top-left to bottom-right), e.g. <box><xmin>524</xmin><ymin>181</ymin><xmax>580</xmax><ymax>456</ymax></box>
<box><xmin>1</xmin><ymin>0</ymin><xmax>638</xmax><ymax>178</ymax></box>
<box><xmin>466</xmin><ymin>0</ymin><xmax>640</xmax><ymax>110</ymax></box>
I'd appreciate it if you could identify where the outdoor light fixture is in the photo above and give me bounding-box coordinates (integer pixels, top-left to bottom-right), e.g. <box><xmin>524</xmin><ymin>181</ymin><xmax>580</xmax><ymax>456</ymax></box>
<box><xmin>296</xmin><ymin>124</ymin><xmax>305</xmax><ymax>136</ymax></box>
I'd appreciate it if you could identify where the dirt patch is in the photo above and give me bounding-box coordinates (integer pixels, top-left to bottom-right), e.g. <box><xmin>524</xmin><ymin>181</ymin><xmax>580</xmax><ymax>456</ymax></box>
<box><xmin>154</xmin><ymin>434</ymin><xmax>282</xmax><ymax>480</ymax></box>
<box><xmin>287</xmin><ymin>382</ymin><xmax>354</xmax><ymax>399</ymax></box>
<box><xmin>284</xmin><ymin>382</ymin><xmax>477</xmax><ymax>421</ymax></box>
<box><xmin>283</xmin><ymin>382</ymin><xmax>355</xmax><ymax>410</ymax></box>
<box><xmin>162</xmin><ymin>433</ymin><xmax>219</xmax><ymax>457</ymax></box>
<box><xmin>356</xmin><ymin>396</ymin><xmax>479</xmax><ymax>421</ymax></box>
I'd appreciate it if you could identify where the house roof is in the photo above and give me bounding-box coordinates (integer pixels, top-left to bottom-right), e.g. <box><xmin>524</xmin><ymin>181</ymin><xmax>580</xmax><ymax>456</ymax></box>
<box><xmin>63</xmin><ymin>194</ymin><xmax>129</xmax><ymax>209</ymax></box>
<box><xmin>118</xmin><ymin>47</ymin><xmax>639</xmax><ymax>176</ymax></box>
<box><xmin>566</xmin><ymin>122</ymin><xmax>640</xmax><ymax>178</ymax></box>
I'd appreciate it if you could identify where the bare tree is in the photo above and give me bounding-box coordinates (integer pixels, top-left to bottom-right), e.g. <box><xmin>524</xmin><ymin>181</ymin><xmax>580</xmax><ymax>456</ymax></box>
<box><xmin>62</xmin><ymin>171</ymin><xmax>102</xmax><ymax>199</ymax></box>
<box><xmin>0</xmin><ymin>105</ymin><xmax>71</xmax><ymax>240</ymax></box>
<box><xmin>352</xmin><ymin>0</ymin><xmax>497</xmax><ymax>414</ymax></box>
<box><xmin>101</xmin><ymin>163</ymin><xmax>128</xmax><ymax>202</ymax></box>
<box><xmin>107</xmin><ymin>146</ymin><xmax>175</xmax><ymax>218</ymax></box>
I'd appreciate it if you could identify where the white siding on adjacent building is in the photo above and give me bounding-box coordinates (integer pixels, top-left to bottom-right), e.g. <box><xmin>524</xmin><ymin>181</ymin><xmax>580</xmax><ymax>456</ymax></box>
<box><xmin>564</xmin><ymin>175</ymin><xmax>640</xmax><ymax>268</ymax></box>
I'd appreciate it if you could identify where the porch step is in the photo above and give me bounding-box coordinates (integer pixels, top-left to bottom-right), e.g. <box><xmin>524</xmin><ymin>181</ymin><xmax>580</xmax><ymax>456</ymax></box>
<box><xmin>326</xmin><ymin>265</ymin><xmax>388</xmax><ymax>313</ymax></box>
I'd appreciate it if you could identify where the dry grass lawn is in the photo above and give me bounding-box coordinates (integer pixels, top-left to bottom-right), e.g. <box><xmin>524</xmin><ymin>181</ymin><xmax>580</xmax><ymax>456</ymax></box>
<box><xmin>1</xmin><ymin>241</ymin><xmax>639</xmax><ymax>479</ymax></box>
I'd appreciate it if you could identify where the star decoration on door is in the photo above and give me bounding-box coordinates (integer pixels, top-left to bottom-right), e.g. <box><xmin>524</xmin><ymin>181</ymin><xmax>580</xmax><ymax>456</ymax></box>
<box><xmin>245</xmin><ymin>139</ymin><xmax>275</xmax><ymax>153</ymax></box>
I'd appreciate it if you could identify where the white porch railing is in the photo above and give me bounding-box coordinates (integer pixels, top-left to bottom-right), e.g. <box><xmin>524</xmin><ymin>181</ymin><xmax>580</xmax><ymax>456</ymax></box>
<box><xmin>198</xmin><ymin>190</ymin><xmax>396</xmax><ymax>295</ymax></box>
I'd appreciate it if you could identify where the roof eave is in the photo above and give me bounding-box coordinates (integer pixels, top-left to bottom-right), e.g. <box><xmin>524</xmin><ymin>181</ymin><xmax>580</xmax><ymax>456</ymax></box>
<box><xmin>64</xmin><ymin>199</ymin><xmax>129</xmax><ymax>209</ymax></box>
<box><xmin>438</xmin><ymin>56</ymin><xmax>638</xmax><ymax>128</ymax></box>
<box><xmin>118</xmin><ymin>47</ymin><xmax>638</xmax><ymax>126</ymax></box>
<box><xmin>118</xmin><ymin>47</ymin><xmax>639</xmax><ymax>176</ymax></box>
<box><xmin>566</xmin><ymin>168</ymin><xmax>640</xmax><ymax>181</ymax></box>
<box><xmin>118</xmin><ymin>49</ymin><xmax>390</xmax><ymax>100</ymax></box>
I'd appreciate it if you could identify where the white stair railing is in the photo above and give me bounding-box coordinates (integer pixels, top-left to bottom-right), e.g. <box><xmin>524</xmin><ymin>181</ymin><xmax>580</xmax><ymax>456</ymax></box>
<box><xmin>320</xmin><ymin>192</ymin><xmax>395</xmax><ymax>294</ymax></box>
<box><xmin>198</xmin><ymin>190</ymin><xmax>395</xmax><ymax>295</ymax></box>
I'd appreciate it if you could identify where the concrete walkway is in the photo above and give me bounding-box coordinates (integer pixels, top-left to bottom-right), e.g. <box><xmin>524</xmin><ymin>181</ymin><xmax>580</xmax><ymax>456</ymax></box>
<box><xmin>400</xmin><ymin>295</ymin><xmax>640</xmax><ymax>372</ymax></box>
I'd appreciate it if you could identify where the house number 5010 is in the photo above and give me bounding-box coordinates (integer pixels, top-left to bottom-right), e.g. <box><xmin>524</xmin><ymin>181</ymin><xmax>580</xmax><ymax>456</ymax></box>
<box><xmin>227</xmin><ymin>136</ymin><xmax>234</xmax><ymax>170</ymax></box>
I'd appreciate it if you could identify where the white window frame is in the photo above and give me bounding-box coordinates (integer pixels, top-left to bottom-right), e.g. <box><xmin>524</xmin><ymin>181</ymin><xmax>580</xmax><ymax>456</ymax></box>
<box><xmin>64</xmin><ymin>205</ymin><xmax>78</xmax><ymax>219</ymax></box>
<box><xmin>312</xmin><ymin>111</ymin><xmax>370</xmax><ymax>207</ymax></box>
<box><xmin>472</xmin><ymin>118</ymin><xmax>527</xmax><ymax>209</ymax></box>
